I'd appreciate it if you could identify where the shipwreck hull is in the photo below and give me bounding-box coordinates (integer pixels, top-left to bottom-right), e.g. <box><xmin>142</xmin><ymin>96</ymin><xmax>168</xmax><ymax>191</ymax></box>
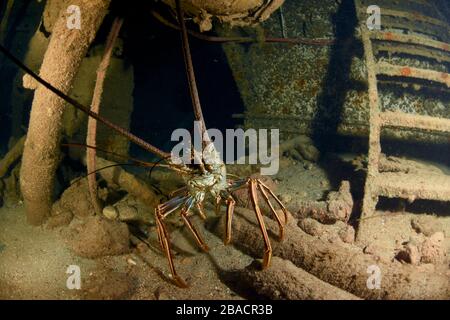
<box><xmin>219</xmin><ymin>0</ymin><xmax>450</xmax><ymax>143</ymax></box>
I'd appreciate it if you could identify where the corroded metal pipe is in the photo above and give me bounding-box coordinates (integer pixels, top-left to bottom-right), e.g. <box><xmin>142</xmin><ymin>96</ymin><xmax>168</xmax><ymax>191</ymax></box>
<box><xmin>20</xmin><ymin>0</ymin><xmax>110</xmax><ymax>225</ymax></box>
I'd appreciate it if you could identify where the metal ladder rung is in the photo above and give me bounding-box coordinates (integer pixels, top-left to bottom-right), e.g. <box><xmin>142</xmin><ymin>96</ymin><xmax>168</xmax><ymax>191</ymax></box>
<box><xmin>358</xmin><ymin>7</ymin><xmax>449</xmax><ymax>30</ymax></box>
<box><xmin>360</xmin><ymin>0</ymin><xmax>433</xmax><ymax>8</ymax></box>
<box><xmin>381</xmin><ymin>8</ymin><xmax>449</xmax><ymax>29</ymax></box>
<box><xmin>375</xmin><ymin>44</ymin><xmax>450</xmax><ymax>64</ymax></box>
<box><xmin>380</xmin><ymin>111</ymin><xmax>450</xmax><ymax>133</ymax></box>
<box><xmin>381</xmin><ymin>20</ymin><xmax>447</xmax><ymax>41</ymax></box>
<box><xmin>374</xmin><ymin>172</ymin><xmax>450</xmax><ymax>201</ymax></box>
<box><xmin>355</xmin><ymin>0</ymin><xmax>450</xmax><ymax>242</ymax></box>
<box><xmin>370</xmin><ymin>31</ymin><xmax>450</xmax><ymax>53</ymax></box>
<box><xmin>377</xmin><ymin>62</ymin><xmax>450</xmax><ymax>87</ymax></box>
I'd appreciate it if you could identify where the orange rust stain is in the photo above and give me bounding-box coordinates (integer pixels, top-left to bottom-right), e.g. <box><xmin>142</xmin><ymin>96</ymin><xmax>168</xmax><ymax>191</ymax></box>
<box><xmin>441</xmin><ymin>73</ymin><xmax>448</xmax><ymax>80</ymax></box>
<box><xmin>385</xmin><ymin>32</ymin><xmax>394</xmax><ymax>41</ymax></box>
<box><xmin>443</xmin><ymin>44</ymin><xmax>449</xmax><ymax>51</ymax></box>
<box><xmin>310</xmin><ymin>86</ymin><xmax>319</xmax><ymax>97</ymax></box>
<box><xmin>296</xmin><ymin>78</ymin><xmax>306</xmax><ymax>89</ymax></box>
<box><xmin>400</xmin><ymin>67</ymin><xmax>412</xmax><ymax>76</ymax></box>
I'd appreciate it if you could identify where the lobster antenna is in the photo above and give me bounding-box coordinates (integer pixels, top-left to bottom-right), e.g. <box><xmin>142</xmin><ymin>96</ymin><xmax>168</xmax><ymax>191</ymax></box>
<box><xmin>175</xmin><ymin>0</ymin><xmax>213</xmax><ymax>172</ymax></box>
<box><xmin>68</xmin><ymin>161</ymin><xmax>164</xmax><ymax>197</ymax></box>
<box><xmin>175</xmin><ymin>0</ymin><xmax>206</xmax><ymax>134</ymax></box>
<box><xmin>63</xmin><ymin>143</ymin><xmax>175</xmax><ymax>182</ymax></box>
<box><xmin>69</xmin><ymin>163</ymin><xmax>137</xmax><ymax>187</ymax></box>
<box><xmin>148</xmin><ymin>155</ymin><xmax>173</xmax><ymax>181</ymax></box>
<box><xmin>62</xmin><ymin>143</ymin><xmax>155</xmax><ymax>167</ymax></box>
<box><xmin>0</xmin><ymin>43</ymin><xmax>171</xmax><ymax>160</ymax></box>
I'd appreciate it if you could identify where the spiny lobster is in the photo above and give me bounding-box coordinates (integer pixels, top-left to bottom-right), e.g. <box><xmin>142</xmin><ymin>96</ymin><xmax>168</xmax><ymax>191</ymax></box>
<box><xmin>0</xmin><ymin>0</ymin><xmax>288</xmax><ymax>288</ymax></box>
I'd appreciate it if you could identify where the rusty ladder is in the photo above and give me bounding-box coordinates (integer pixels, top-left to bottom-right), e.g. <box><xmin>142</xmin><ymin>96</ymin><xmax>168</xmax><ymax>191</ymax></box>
<box><xmin>355</xmin><ymin>0</ymin><xmax>450</xmax><ymax>239</ymax></box>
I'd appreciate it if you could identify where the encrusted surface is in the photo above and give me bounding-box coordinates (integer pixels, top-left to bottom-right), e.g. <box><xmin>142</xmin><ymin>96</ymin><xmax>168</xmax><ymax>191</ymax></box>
<box><xmin>375</xmin><ymin>172</ymin><xmax>450</xmax><ymax>201</ymax></box>
<box><xmin>219</xmin><ymin>0</ymin><xmax>450</xmax><ymax>142</ymax></box>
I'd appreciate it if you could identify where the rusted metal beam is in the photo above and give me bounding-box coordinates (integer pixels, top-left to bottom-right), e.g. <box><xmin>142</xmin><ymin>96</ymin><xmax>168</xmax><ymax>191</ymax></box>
<box><xmin>358</xmin><ymin>21</ymin><xmax>382</xmax><ymax>227</ymax></box>
<box><xmin>360</xmin><ymin>0</ymin><xmax>433</xmax><ymax>9</ymax></box>
<box><xmin>407</xmin><ymin>0</ymin><xmax>433</xmax><ymax>6</ymax></box>
<box><xmin>374</xmin><ymin>43</ymin><xmax>450</xmax><ymax>64</ymax></box>
<box><xmin>374</xmin><ymin>172</ymin><xmax>450</xmax><ymax>201</ymax></box>
<box><xmin>381</xmin><ymin>19</ymin><xmax>448</xmax><ymax>41</ymax></box>
<box><xmin>381</xmin><ymin>111</ymin><xmax>450</xmax><ymax>133</ymax></box>
<box><xmin>377</xmin><ymin>61</ymin><xmax>450</xmax><ymax>87</ymax></box>
<box><xmin>370</xmin><ymin>31</ymin><xmax>450</xmax><ymax>52</ymax></box>
<box><xmin>358</xmin><ymin>6</ymin><xmax>449</xmax><ymax>30</ymax></box>
<box><xmin>381</xmin><ymin>8</ymin><xmax>449</xmax><ymax>29</ymax></box>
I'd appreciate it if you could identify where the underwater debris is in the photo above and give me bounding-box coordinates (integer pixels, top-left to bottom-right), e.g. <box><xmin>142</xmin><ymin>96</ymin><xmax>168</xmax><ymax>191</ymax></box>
<box><xmin>279</xmin><ymin>135</ymin><xmax>320</xmax><ymax>163</ymax></box>
<box><xmin>150</xmin><ymin>9</ymin><xmax>334</xmax><ymax>45</ymax></box>
<box><xmin>209</xmin><ymin>206</ymin><xmax>449</xmax><ymax>299</ymax></box>
<box><xmin>396</xmin><ymin>232</ymin><xmax>446</xmax><ymax>265</ymax></box>
<box><xmin>379</xmin><ymin>154</ymin><xmax>446</xmax><ymax>175</ymax></box>
<box><xmin>102</xmin><ymin>205</ymin><xmax>119</xmax><ymax>220</ymax></box>
<box><xmin>395</xmin><ymin>242</ymin><xmax>421</xmax><ymax>265</ymax></box>
<box><xmin>1</xmin><ymin>163</ymin><xmax>21</xmax><ymax>207</ymax></box>
<box><xmin>296</xmin><ymin>181</ymin><xmax>353</xmax><ymax>224</ymax></box>
<box><xmin>51</xmin><ymin>155</ymin><xmax>158</xmax><ymax>225</ymax></box>
<box><xmin>0</xmin><ymin>136</ymin><xmax>24</xmax><ymax>208</ymax></box>
<box><xmin>20</xmin><ymin>0</ymin><xmax>110</xmax><ymax>226</ymax></box>
<box><xmin>51</xmin><ymin>179</ymin><xmax>98</xmax><ymax>220</ymax></box>
<box><xmin>0</xmin><ymin>135</ymin><xmax>25</xmax><ymax>179</ymax></box>
<box><xmin>0</xmin><ymin>179</ymin><xmax>4</xmax><ymax>207</ymax></box>
<box><xmin>93</xmin><ymin>157</ymin><xmax>160</xmax><ymax>208</ymax></box>
<box><xmin>420</xmin><ymin>232</ymin><xmax>446</xmax><ymax>264</ymax></box>
<box><xmin>102</xmin><ymin>194</ymin><xmax>153</xmax><ymax>224</ymax></box>
<box><xmin>411</xmin><ymin>216</ymin><xmax>446</xmax><ymax>237</ymax></box>
<box><xmin>352</xmin><ymin>153</ymin><xmax>447</xmax><ymax>177</ymax></box>
<box><xmin>80</xmin><ymin>269</ymin><xmax>137</xmax><ymax>300</ymax></box>
<box><xmin>162</xmin><ymin>0</ymin><xmax>285</xmax><ymax>32</ymax></box>
<box><xmin>66</xmin><ymin>215</ymin><xmax>130</xmax><ymax>259</ymax></box>
<box><xmin>0</xmin><ymin>0</ymin><xmax>292</xmax><ymax>289</ymax></box>
<box><xmin>46</xmin><ymin>208</ymin><xmax>73</xmax><ymax>230</ymax></box>
<box><xmin>87</xmin><ymin>17</ymin><xmax>123</xmax><ymax>216</ymax></box>
<box><xmin>356</xmin><ymin>0</ymin><xmax>450</xmax><ymax>244</ymax></box>
<box><xmin>237</xmin><ymin>257</ymin><xmax>360</xmax><ymax>300</ymax></box>
<box><xmin>298</xmin><ymin>218</ymin><xmax>355</xmax><ymax>244</ymax></box>
<box><xmin>0</xmin><ymin>0</ymin><xmax>448</xmax><ymax>301</ymax></box>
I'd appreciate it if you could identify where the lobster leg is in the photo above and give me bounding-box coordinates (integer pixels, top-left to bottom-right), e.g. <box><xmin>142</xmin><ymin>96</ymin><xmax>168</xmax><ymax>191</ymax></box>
<box><xmin>196</xmin><ymin>203</ymin><xmax>207</xmax><ymax>220</ymax></box>
<box><xmin>257</xmin><ymin>182</ymin><xmax>285</xmax><ymax>240</ymax></box>
<box><xmin>224</xmin><ymin>196</ymin><xmax>235</xmax><ymax>245</ymax></box>
<box><xmin>227</xmin><ymin>178</ymin><xmax>286</xmax><ymax>241</ymax></box>
<box><xmin>155</xmin><ymin>194</ymin><xmax>211</xmax><ymax>287</ymax></box>
<box><xmin>168</xmin><ymin>186</ymin><xmax>189</xmax><ymax>198</ymax></box>
<box><xmin>167</xmin><ymin>187</ymin><xmax>207</xmax><ymax>220</ymax></box>
<box><xmin>159</xmin><ymin>195</ymin><xmax>189</xmax><ymax>218</ymax></box>
<box><xmin>258</xmin><ymin>180</ymin><xmax>289</xmax><ymax>225</ymax></box>
<box><xmin>249</xmin><ymin>179</ymin><xmax>272</xmax><ymax>269</ymax></box>
<box><xmin>215</xmin><ymin>196</ymin><xmax>222</xmax><ymax>215</ymax></box>
<box><xmin>180</xmin><ymin>208</ymin><xmax>209</xmax><ymax>252</ymax></box>
<box><xmin>155</xmin><ymin>205</ymin><xmax>188</xmax><ymax>288</ymax></box>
